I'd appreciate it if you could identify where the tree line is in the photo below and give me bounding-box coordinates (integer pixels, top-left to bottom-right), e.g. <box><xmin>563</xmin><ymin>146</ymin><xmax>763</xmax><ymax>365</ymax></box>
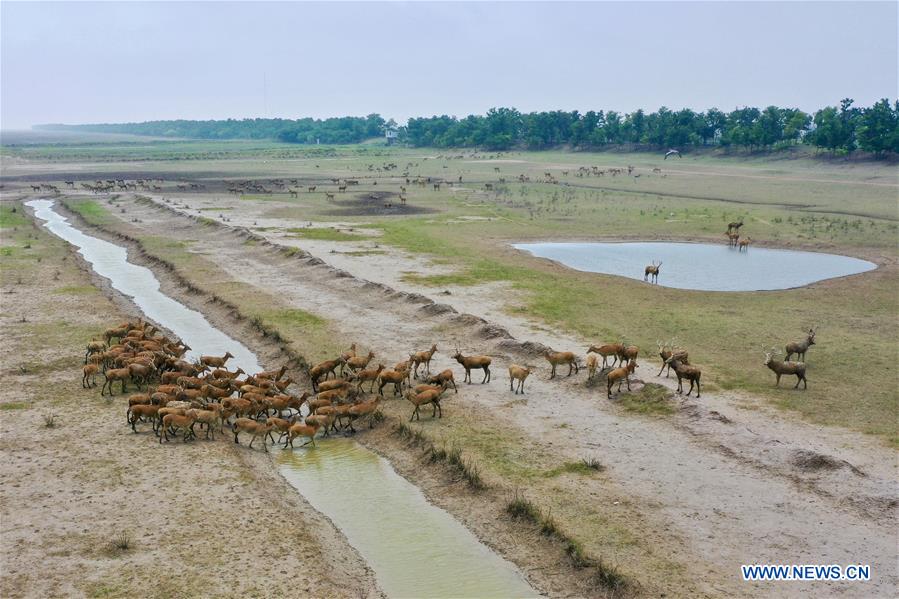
<box><xmin>39</xmin><ymin>99</ymin><xmax>897</xmax><ymax>155</ymax></box>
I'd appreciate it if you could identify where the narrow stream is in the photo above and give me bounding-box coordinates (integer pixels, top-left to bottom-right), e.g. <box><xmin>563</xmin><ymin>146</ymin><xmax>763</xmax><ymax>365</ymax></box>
<box><xmin>28</xmin><ymin>199</ymin><xmax>537</xmax><ymax>599</ymax></box>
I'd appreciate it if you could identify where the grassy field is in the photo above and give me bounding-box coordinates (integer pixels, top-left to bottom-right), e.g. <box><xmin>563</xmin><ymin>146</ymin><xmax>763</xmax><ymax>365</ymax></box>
<box><xmin>5</xmin><ymin>141</ymin><xmax>897</xmax><ymax>446</ymax></box>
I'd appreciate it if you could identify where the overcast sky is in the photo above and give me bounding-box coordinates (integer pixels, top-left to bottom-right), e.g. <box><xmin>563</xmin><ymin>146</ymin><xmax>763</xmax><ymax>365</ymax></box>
<box><xmin>1</xmin><ymin>1</ymin><xmax>896</xmax><ymax>129</ymax></box>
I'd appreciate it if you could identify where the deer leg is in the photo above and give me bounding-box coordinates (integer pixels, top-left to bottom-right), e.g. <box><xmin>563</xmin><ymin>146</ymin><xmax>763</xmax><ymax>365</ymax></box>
<box><xmin>484</xmin><ymin>367</ymin><xmax>491</xmax><ymax>383</ymax></box>
<box><xmin>775</xmin><ymin>374</ymin><xmax>781</xmax><ymax>387</ymax></box>
<box><xmin>510</xmin><ymin>378</ymin><xmax>514</xmax><ymax>392</ymax></box>
<box><xmin>695</xmin><ymin>378</ymin><xmax>701</xmax><ymax>398</ymax></box>
<box><xmin>626</xmin><ymin>376</ymin><xmax>631</xmax><ymax>391</ymax></box>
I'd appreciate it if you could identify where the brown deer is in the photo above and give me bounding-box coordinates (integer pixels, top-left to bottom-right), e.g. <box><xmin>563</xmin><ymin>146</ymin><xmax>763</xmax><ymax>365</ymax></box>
<box><xmin>656</xmin><ymin>341</ymin><xmax>689</xmax><ymax>377</ymax></box>
<box><xmin>738</xmin><ymin>237</ymin><xmax>752</xmax><ymax>252</ymax></box>
<box><xmin>644</xmin><ymin>261</ymin><xmax>661</xmax><ymax>284</ymax></box>
<box><xmin>409</xmin><ymin>344</ymin><xmax>438</xmax><ymax>378</ymax></box>
<box><xmin>508</xmin><ymin>365</ymin><xmax>532</xmax><ymax>394</ymax></box>
<box><xmin>664</xmin><ymin>355</ymin><xmax>701</xmax><ymax>397</ymax></box>
<box><xmin>727</xmin><ymin>220</ymin><xmax>744</xmax><ymax>232</ymax></box>
<box><xmin>764</xmin><ymin>349</ymin><xmax>807</xmax><ymax>389</ymax></box>
<box><xmin>587</xmin><ymin>343</ymin><xmax>623</xmax><ymax>368</ymax></box>
<box><xmin>606</xmin><ymin>360</ymin><xmax>637</xmax><ymax>399</ymax></box>
<box><xmin>726</xmin><ymin>230</ymin><xmax>740</xmax><ymax>247</ymax></box>
<box><xmin>452</xmin><ymin>349</ymin><xmax>491</xmax><ymax>384</ymax></box>
<box><xmin>543</xmin><ymin>350</ymin><xmax>578</xmax><ymax>379</ymax></box>
<box><xmin>785</xmin><ymin>327</ymin><xmax>817</xmax><ymax>362</ymax></box>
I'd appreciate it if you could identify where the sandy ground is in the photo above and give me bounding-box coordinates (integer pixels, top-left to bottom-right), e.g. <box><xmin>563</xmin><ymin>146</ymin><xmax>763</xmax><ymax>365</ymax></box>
<box><xmin>73</xmin><ymin>194</ymin><xmax>899</xmax><ymax>598</ymax></box>
<box><xmin>0</xmin><ymin>210</ymin><xmax>380</xmax><ymax>598</ymax></box>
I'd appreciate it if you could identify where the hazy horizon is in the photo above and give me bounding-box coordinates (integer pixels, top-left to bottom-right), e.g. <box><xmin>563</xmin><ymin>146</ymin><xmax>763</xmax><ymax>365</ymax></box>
<box><xmin>2</xmin><ymin>1</ymin><xmax>896</xmax><ymax>129</ymax></box>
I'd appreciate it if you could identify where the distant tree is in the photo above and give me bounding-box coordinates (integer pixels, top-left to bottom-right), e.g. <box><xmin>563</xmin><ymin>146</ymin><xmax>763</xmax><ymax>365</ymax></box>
<box><xmin>856</xmin><ymin>99</ymin><xmax>898</xmax><ymax>155</ymax></box>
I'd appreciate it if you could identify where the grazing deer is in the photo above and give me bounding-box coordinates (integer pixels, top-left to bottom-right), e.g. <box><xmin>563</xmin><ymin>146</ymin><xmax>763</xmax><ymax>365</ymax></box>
<box><xmin>606</xmin><ymin>360</ymin><xmax>637</xmax><ymax>399</ymax></box>
<box><xmin>764</xmin><ymin>349</ymin><xmax>807</xmax><ymax>389</ymax></box>
<box><xmin>785</xmin><ymin>327</ymin><xmax>816</xmax><ymax>362</ymax></box>
<box><xmin>587</xmin><ymin>343</ymin><xmax>623</xmax><ymax>368</ymax></box>
<box><xmin>452</xmin><ymin>349</ymin><xmax>492</xmax><ymax>384</ymax></box>
<box><xmin>325</xmin><ymin>192</ymin><xmax>335</xmax><ymax>201</ymax></box>
<box><xmin>664</xmin><ymin>355</ymin><xmax>701</xmax><ymax>397</ymax></box>
<box><xmin>644</xmin><ymin>261</ymin><xmax>662</xmax><ymax>284</ymax></box>
<box><xmin>308</xmin><ymin>186</ymin><xmax>316</xmax><ymax>192</ymax></box>
<box><xmin>338</xmin><ymin>185</ymin><xmax>347</xmax><ymax>192</ymax></box>
<box><xmin>727</xmin><ymin>220</ymin><xmax>744</xmax><ymax>232</ymax></box>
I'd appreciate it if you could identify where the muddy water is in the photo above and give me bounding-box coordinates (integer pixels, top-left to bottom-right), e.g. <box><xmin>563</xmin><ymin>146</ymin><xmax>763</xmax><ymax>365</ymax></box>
<box><xmin>514</xmin><ymin>241</ymin><xmax>876</xmax><ymax>291</ymax></box>
<box><xmin>29</xmin><ymin>199</ymin><xmax>537</xmax><ymax>599</ymax></box>
<box><xmin>278</xmin><ymin>440</ymin><xmax>536</xmax><ymax>598</ymax></box>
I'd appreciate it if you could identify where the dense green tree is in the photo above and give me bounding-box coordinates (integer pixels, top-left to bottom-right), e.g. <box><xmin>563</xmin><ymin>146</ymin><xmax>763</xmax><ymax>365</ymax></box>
<box><xmin>856</xmin><ymin>99</ymin><xmax>898</xmax><ymax>155</ymax></box>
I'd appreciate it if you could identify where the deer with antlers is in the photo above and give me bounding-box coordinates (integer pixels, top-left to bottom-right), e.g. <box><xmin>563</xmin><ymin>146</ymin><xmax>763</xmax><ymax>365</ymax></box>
<box><xmin>785</xmin><ymin>327</ymin><xmax>817</xmax><ymax>362</ymax></box>
<box><xmin>656</xmin><ymin>340</ymin><xmax>689</xmax><ymax>377</ymax></box>
<box><xmin>644</xmin><ymin>261</ymin><xmax>662</xmax><ymax>284</ymax></box>
<box><xmin>764</xmin><ymin>349</ymin><xmax>807</xmax><ymax>389</ymax></box>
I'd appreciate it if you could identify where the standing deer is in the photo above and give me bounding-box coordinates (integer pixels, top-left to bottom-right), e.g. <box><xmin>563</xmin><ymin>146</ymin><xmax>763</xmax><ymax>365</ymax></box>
<box><xmin>764</xmin><ymin>350</ymin><xmax>807</xmax><ymax>389</ymax></box>
<box><xmin>543</xmin><ymin>350</ymin><xmax>578</xmax><ymax>379</ymax></box>
<box><xmin>738</xmin><ymin>237</ymin><xmax>752</xmax><ymax>252</ymax></box>
<box><xmin>656</xmin><ymin>341</ymin><xmax>689</xmax><ymax>377</ymax></box>
<box><xmin>664</xmin><ymin>355</ymin><xmax>701</xmax><ymax>397</ymax></box>
<box><xmin>452</xmin><ymin>349</ymin><xmax>491</xmax><ymax>384</ymax></box>
<box><xmin>727</xmin><ymin>220</ymin><xmax>744</xmax><ymax>232</ymax></box>
<box><xmin>644</xmin><ymin>261</ymin><xmax>662</xmax><ymax>284</ymax></box>
<box><xmin>785</xmin><ymin>328</ymin><xmax>816</xmax><ymax>361</ymax></box>
<box><xmin>726</xmin><ymin>230</ymin><xmax>740</xmax><ymax>247</ymax></box>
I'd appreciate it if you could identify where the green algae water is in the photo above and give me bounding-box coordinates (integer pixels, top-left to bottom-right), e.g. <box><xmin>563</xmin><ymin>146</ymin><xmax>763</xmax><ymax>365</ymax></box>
<box><xmin>278</xmin><ymin>438</ymin><xmax>537</xmax><ymax>598</ymax></box>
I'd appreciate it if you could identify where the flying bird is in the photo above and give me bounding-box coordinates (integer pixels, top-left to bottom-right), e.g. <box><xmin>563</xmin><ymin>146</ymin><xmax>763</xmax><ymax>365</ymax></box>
<box><xmin>664</xmin><ymin>149</ymin><xmax>681</xmax><ymax>159</ymax></box>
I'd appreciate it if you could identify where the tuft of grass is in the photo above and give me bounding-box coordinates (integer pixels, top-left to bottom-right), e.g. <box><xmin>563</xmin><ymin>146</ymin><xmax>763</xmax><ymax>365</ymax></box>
<box><xmin>591</xmin><ymin>559</ymin><xmax>630</xmax><ymax>595</ymax></box>
<box><xmin>0</xmin><ymin>205</ymin><xmax>28</xmax><ymax>228</ymax></box>
<box><xmin>104</xmin><ymin>531</ymin><xmax>133</xmax><ymax>556</ymax></box>
<box><xmin>42</xmin><ymin>412</ymin><xmax>57</xmax><ymax>428</ymax></box>
<box><xmin>506</xmin><ymin>493</ymin><xmax>541</xmax><ymax>523</ymax></box>
<box><xmin>581</xmin><ymin>456</ymin><xmax>605</xmax><ymax>471</ymax></box>
<box><xmin>618</xmin><ymin>383</ymin><xmax>675</xmax><ymax>415</ymax></box>
<box><xmin>0</xmin><ymin>402</ymin><xmax>28</xmax><ymax>410</ymax></box>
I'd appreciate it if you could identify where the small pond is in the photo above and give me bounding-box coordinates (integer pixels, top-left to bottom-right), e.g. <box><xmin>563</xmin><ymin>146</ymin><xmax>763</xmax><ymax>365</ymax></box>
<box><xmin>513</xmin><ymin>241</ymin><xmax>876</xmax><ymax>291</ymax></box>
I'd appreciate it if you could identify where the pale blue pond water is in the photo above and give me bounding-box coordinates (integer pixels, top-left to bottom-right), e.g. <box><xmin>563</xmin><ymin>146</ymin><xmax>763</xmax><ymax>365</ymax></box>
<box><xmin>514</xmin><ymin>241</ymin><xmax>876</xmax><ymax>291</ymax></box>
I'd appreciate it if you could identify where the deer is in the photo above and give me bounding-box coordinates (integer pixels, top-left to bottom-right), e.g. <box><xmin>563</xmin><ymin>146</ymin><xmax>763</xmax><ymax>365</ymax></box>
<box><xmin>508</xmin><ymin>365</ymin><xmax>532</xmax><ymax>394</ymax></box>
<box><xmin>738</xmin><ymin>237</ymin><xmax>752</xmax><ymax>252</ymax></box>
<box><xmin>200</xmin><ymin>351</ymin><xmax>233</xmax><ymax>369</ymax></box>
<box><xmin>586</xmin><ymin>354</ymin><xmax>599</xmax><ymax>380</ymax></box>
<box><xmin>644</xmin><ymin>261</ymin><xmax>662</xmax><ymax>284</ymax></box>
<box><xmin>452</xmin><ymin>349</ymin><xmax>492</xmax><ymax>384</ymax></box>
<box><xmin>426</xmin><ymin>369</ymin><xmax>457</xmax><ymax>393</ymax></box>
<box><xmin>764</xmin><ymin>349</ymin><xmax>807</xmax><ymax>389</ymax></box>
<box><xmin>785</xmin><ymin>327</ymin><xmax>817</xmax><ymax>362</ymax></box>
<box><xmin>664</xmin><ymin>355</ymin><xmax>701</xmax><ymax>397</ymax></box>
<box><xmin>409</xmin><ymin>344</ymin><xmax>438</xmax><ymax>379</ymax></box>
<box><xmin>656</xmin><ymin>341</ymin><xmax>689</xmax><ymax>377</ymax></box>
<box><xmin>726</xmin><ymin>230</ymin><xmax>740</xmax><ymax>247</ymax></box>
<box><xmin>606</xmin><ymin>360</ymin><xmax>637</xmax><ymax>399</ymax></box>
<box><xmin>727</xmin><ymin>220</ymin><xmax>744</xmax><ymax>232</ymax></box>
<box><xmin>345</xmin><ymin>351</ymin><xmax>375</xmax><ymax>373</ymax></box>
<box><xmin>587</xmin><ymin>343</ymin><xmax>623</xmax><ymax>368</ymax></box>
<box><xmin>405</xmin><ymin>385</ymin><xmax>446</xmax><ymax>421</ymax></box>
<box><xmin>543</xmin><ymin>350</ymin><xmax>578</xmax><ymax>379</ymax></box>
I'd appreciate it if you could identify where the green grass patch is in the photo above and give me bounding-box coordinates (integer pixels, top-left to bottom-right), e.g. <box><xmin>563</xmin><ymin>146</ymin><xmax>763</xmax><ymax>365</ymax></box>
<box><xmin>0</xmin><ymin>205</ymin><xmax>28</xmax><ymax>228</ymax></box>
<box><xmin>52</xmin><ymin>285</ymin><xmax>99</xmax><ymax>295</ymax></box>
<box><xmin>618</xmin><ymin>384</ymin><xmax>676</xmax><ymax>415</ymax></box>
<box><xmin>67</xmin><ymin>200</ymin><xmax>110</xmax><ymax>225</ymax></box>
<box><xmin>544</xmin><ymin>458</ymin><xmax>606</xmax><ymax>477</ymax></box>
<box><xmin>0</xmin><ymin>402</ymin><xmax>28</xmax><ymax>410</ymax></box>
<box><xmin>342</xmin><ymin>249</ymin><xmax>387</xmax><ymax>256</ymax></box>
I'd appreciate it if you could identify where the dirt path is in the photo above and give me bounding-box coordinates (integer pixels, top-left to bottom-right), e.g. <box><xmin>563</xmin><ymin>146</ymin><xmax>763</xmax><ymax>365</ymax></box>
<box><xmin>107</xmin><ymin>195</ymin><xmax>898</xmax><ymax>597</ymax></box>
<box><xmin>0</xmin><ymin>200</ymin><xmax>380</xmax><ymax>599</ymax></box>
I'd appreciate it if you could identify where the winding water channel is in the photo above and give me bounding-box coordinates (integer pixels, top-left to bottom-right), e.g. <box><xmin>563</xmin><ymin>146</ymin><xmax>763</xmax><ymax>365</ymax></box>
<box><xmin>28</xmin><ymin>199</ymin><xmax>537</xmax><ymax>599</ymax></box>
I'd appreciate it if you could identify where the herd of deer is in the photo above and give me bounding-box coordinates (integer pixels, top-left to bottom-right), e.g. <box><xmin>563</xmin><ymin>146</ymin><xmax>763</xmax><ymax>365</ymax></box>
<box><xmin>82</xmin><ymin>317</ymin><xmax>817</xmax><ymax>449</ymax></box>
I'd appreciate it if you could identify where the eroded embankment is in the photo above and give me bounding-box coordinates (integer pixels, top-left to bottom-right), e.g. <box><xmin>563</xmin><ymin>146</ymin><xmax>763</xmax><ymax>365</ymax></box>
<box><xmin>58</xmin><ymin>193</ymin><xmax>899</xmax><ymax>598</ymax></box>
